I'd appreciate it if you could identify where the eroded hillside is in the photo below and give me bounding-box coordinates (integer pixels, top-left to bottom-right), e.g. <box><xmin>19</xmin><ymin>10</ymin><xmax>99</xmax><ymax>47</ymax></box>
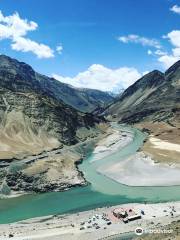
<box><xmin>0</xmin><ymin>55</ymin><xmax>107</xmax><ymax>195</ymax></box>
<box><xmin>105</xmin><ymin>61</ymin><xmax>180</xmax><ymax>164</ymax></box>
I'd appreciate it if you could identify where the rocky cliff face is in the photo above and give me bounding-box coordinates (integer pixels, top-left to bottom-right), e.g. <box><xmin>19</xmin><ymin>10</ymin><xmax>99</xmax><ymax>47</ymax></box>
<box><xmin>0</xmin><ymin>55</ymin><xmax>106</xmax><ymax>195</ymax></box>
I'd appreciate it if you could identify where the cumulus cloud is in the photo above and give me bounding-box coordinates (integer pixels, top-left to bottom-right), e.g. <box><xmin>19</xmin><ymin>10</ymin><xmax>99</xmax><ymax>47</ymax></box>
<box><xmin>118</xmin><ymin>34</ymin><xmax>161</xmax><ymax>49</ymax></box>
<box><xmin>52</xmin><ymin>64</ymin><xmax>142</xmax><ymax>92</ymax></box>
<box><xmin>0</xmin><ymin>11</ymin><xmax>54</xmax><ymax>58</ymax></box>
<box><xmin>11</xmin><ymin>37</ymin><xmax>54</xmax><ymax>58</ymax></box>
<box><xmin>172</xmin><ymin>47</ymin><xmax>180</xmax><ymax>57</ymax></box>
<box><xmin>170</xmin><ymin>5</ymin><xmax>180</xmax><ymax>14</ymax></box>
<box><xmin>158</xmin><ymin>55</ymin><xmax>178</xmax><ymax>69</ymax></box>
<box><xmin>158</xmin><ymin>30</ymin><xmax>180</xmax><ymax>68</ymax></box>
<box><xmin>0</xmin><ymin>11</ymin><xmax>37</xmax><ymax>39</ymax></box>
<box><xmin>166</xmin><ymin>30</ymin><xmax>180</xmax><ymax>47</ymax></box>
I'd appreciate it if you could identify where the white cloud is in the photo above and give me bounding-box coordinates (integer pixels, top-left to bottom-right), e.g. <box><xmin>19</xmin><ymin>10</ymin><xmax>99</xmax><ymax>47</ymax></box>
<box><xmin>170</xmin><ymin>5</ymin><xmax>180</xmax><ymax>14</ymax></box>
<box><xmin>154</xmin><ymin>49</ymin><xmax>167</xmax><ymax>56</ymax></box>
<box><xmin>158</xmin><ymin>55</ymin><xmax>179</xmax><ymax>69</ymax></box>
<box><xmin>166</xmin><ymin>30</ymin><xmax>180</xmax><ymax>48</ymax></box>
<box><xmin>157</xmin><ymin>30</ymin><xmax>180</xmax><ymax>68</ymax></box>
<box><xmin>147</xmin><ymin>49</ymin><xmax>167</xmax><ymax>57</ymax></box>
<box><xmin>0</xmin><ymin>11</ymin><xmax>37</xmax><ymax>39</ymax></box>
<box><xmin>56</xmin><ymin>45</ymin><xmax>63</xmax><ymax>54</ymax></box>
<box><xmin>0</xmin><ymin>11</ymin><xmax>55</xmax><ymax>58</ymax></box>
<box><xmin>52</xmin><ymin>64</ymin><xmax>142</xmax><ymax>92</ymax></box>
<box><xmin>147</xmin><ymin>49</ymin><xmax>153</xmax><ymax>55</ymax></box>
<box><xmin>172</xmin><ymin>47</ymin><xmax>180</xmax><ymax>57</ymax></box>
<box><xmin>118</xmin><ymin>34</ymin><xmax>161</xmax><ymax>49</ymax></box>
<box><xmin>11</xmin><ymin>37</ymin><xmax>54</xmax><ymax>58</ymax></box>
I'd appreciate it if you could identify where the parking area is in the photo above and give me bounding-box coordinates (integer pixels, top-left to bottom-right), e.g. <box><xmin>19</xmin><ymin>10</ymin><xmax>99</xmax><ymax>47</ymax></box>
<box><xmin>79</xmin><ymin>213</ymin><xmax>112</xmax><ymax>230</ymax></box>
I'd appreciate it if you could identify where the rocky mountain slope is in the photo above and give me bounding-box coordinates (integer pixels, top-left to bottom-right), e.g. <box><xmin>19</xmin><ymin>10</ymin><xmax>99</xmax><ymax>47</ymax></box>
<box><xmin>0</xmin><ymin>55</ymin><xmax>106</xmax><ymax>195</ymax></box>
<box><xmin>105</xmin><ymin>60</ymin><xmax>180</xmax><ymax>163</ymax></box>
<box><xmin>37</xmin><ymin>74</ymin><xmax>113</xmax><ymax>113</ymax></box>
<box><xmin>106</xmin><ymin>61</ymin><xmax>180</xmax><ymax>124</ymax></box>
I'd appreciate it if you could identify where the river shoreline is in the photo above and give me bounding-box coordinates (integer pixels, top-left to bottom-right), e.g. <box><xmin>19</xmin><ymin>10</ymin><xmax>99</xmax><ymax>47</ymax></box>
<box><xmin>1</xmin><ymin>201</ymin><xmax>180</xmax><ymax>240</ymax></box>
<box><xmin>90</xmin><ymin>127</ymin><xmax>134</xmax><ymax>162</ymax></box>
<box><xmin>1</xmin><ymin>123</ymin><xmax>180</xmax><ymax>236</ymax></box>
<box><xmin>98</xmin><ymin>151</ymin><xmax>180</xmax><ymax>187</ymax></box>
<box><xmin>0</xmin><ymin>131</ymin><xmax>105</xmax><ymax>199</ymax></box>
<box><xmin>95</xmin><ymin>126</ymin><xmax>180</xmax><ymax>187</ymax></box>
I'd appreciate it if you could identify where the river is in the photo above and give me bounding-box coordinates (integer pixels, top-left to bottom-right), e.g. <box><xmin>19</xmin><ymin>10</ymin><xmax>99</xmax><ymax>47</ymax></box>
<box><xmin>0</xmin><ymin>124</ymin><xmax>180</xmax><ymax>224</ymax></box>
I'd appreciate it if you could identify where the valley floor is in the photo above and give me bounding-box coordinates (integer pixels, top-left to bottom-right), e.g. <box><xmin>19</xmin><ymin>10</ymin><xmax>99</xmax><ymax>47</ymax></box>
<box><xmin>92</xmin><ymin>124</ymin><xmax>180</xmax><ymax>187</ymax></box>
<box><xmin>98</xmin><ymin>151</ymin><xmax>180</xmax><ymax>186</ymax></box>
<box><xmin>0</xmin><ymin>202</ymin><xmax>180</xmax><ymax>240</ymax></box>
<box><xmin>1</xmin><ymin>123</ymin><xmax>180</xmax><ymax>239</ymax></box>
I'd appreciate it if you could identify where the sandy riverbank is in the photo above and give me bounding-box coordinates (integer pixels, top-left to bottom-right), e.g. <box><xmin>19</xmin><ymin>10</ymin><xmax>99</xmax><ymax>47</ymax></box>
<box><xmin>93</xmin><ymin>124</ymin><xmax>180</xmax><ymax>187</ymax></box>
<box><xmin>98</xmin><ymin>151</ymin><xmax>180</xmax><ymax>186</ymax></box>
<box><xmin>135</xmin><ymin>122</ymin><xmax>180</xmax><ymax>164</ymax></box>
<box><xmin>91</xmin><ymin>128</ymin><xmax>133</xmax><ymax>162</ymax></box>
<box><xmin>149</xmin><ymin>137</ymin><xmax>180</xmax><ymax>153</ymax></box>
<box><xmin>0</xmin><ymin>125</ymin><xmax>180</xmax><ymax>239</ymax></box>
<box><xmin>0</xmin><ymin>201</ymin><xmax>180</xmax><ymax>240</ymax></box>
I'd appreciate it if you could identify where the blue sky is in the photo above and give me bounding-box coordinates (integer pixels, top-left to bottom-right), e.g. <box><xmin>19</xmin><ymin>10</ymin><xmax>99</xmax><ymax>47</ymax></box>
<box><xmin>0</xmin><ymin>0</ymin><xmax>180</xmax><ymax>91</ymax></box>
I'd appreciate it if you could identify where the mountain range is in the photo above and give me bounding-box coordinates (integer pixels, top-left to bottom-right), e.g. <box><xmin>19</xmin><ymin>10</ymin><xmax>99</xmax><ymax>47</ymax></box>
<box><xmin>106</xmin><ymin>61</ymin><xmax>180</xmax><ymax>125</ymax></box>
<box><xmin>0</xmin><ymin>55</ymin><xmax>109</xmax><ymax>194</ymax></box>
<box><xmin>105</xmin><ymin>60</ymin><xmax>180</xmax><ymax>164</ymax></box>
<box><xmin>0</xmin><ymin>54</ymin><xmax>180</xmax><ymax>195</ymax></box>
<box><xmin>0</xmin><ymin>55</ymin><xmax>109</xmax><ymax>159</ymax></box>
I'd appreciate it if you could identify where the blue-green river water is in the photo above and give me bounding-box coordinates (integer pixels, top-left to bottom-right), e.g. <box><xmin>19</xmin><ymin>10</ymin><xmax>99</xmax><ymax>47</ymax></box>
<box><xmin>0</xmin><ymin>124</ymin><xmax>180</xmax><ymax>224</ymax></box>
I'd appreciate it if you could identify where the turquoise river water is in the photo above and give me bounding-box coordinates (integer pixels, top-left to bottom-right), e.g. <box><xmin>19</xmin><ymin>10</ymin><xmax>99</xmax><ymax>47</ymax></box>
<box><xmin>0</xmin><ymin>124</ymin><xmax>180</xmax><ymax>224</ymax></box>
